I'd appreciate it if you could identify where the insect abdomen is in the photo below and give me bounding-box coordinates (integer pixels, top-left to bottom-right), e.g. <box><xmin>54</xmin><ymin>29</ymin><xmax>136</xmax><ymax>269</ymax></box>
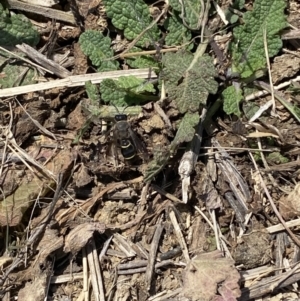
<box><xmin>120</xmin><ymin>138</ymin><xmax>136</xmax><ymax>160</ymax></box>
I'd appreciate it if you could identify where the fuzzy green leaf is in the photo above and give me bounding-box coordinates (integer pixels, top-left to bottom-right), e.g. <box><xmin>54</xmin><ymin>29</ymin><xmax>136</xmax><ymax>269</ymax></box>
<box><xmin>170</xmin><ymin>112</ymin><xmax>199</xmax><ymax>150</ymax></box>
<box><xmin>143</xmin><ymin>149</ymin><xmax>171</xmax><ymax>183</ymax></box>
<box><xmin>81</xmin><ymin>98</ymin><xmax>101</xmax><ymax>122</ymax></box>
<box><xmin>0</xmin><ymin>51</ymin><xmax>36</xmax><ymax>88</ymax></box>
<box><xmin>230</xmin><ymin>0</ymin><xmax>287</xmax><ymax>78</ymax></box>
<box><xmin>266</xmin><ymin>152</ymin><xmax>289</xmax><ymax>164</ymax></box>
<box><xmin>162</xmin><ymin>51</ymin><xmax>218</xmax><ymax>113</ymax></box>
<box><xmin>126</xmin><ymin>55</ymin><xmax>158</xmax><ymax>68</ymax></box>
<box><xmin>125</xmin><ymin>47</ymin><xmax>159</xmax><ymax>68</ymax></box>
<box><xmin>169</xmin><ymin>0</ymin><xmax>202</xmax><ymax>29</ymax></box>
<box><xmin>164</xmin><ymin>13</ymin><xmax>192</xmax><ymax>47</ymax></box>
<box><xmin>100</xmin><ymin>75</ymin><xmax>155</xmax><ymax>106</ymax></box>
<box><xmin>222</xmin><ymin>86</ymin><xmax>243</xmax><ymax>116</ymax></box>
<box><xmin>85</xmin><ymin>81</ymin><xmax>100</xmax><ymax>104</ymax></box>
<box><xmin>103</xmin><ymin>0</ymin><xmax>159</xmax><ymax>47</ymax></box>
<box><xmin>0</xmin><ymin>4</ymin><xmax>39</xmax><ymax>46</ymax></box>
<box><xmin>79</xmin><ymin>30</ymin><xmax>119</xmax><ymax>72</ymax></box>
<box><xmin>242</xmin><ymin>102</ymin><xmax>260</xmax><ymax>119</ymax></box>
<box><xmin>169</xmin><ymin>0</ymin><xmax>181</xmax><ymax>11</ymax></box>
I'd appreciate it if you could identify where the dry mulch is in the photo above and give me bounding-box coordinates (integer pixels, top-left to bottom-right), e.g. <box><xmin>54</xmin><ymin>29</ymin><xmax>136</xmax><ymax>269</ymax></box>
<box><xmin>1</xmin><ymin>1</ymin><xmax>300</xmax><ymax>301</ymax></box>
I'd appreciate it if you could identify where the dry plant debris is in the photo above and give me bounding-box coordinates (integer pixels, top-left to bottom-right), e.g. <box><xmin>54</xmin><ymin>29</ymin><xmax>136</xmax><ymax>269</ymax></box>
<box><xmin>183</xmin><ymin>250</ymin><xmax>241</xmax><ymax>301</ymax></box>
<box><xmin>1</xmin><ymin>0</ymin><xmax>300</xmax><ymax>301</ymax></box>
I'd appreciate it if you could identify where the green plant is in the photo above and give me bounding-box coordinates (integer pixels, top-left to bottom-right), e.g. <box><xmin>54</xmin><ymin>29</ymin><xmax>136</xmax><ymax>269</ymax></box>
<box><xmin>0</xmin><ymin>3</ymin><xmax>39</xmax><ymax>47</ymax></box>
<box><xmin>223</xmin><ymin>0</ymin><xmax>287</xmax><ymax>116</ymax></box>
<box><xmin>0</xmin><ymin>3</ymin><xmax>39</xmax><ymax>88</ymax></box>
<box><xmin>79</xmin><ymin>30</ymin><xmax>119</xmax><ymax>72</ymax></box>
<box><xmin>144</xmin><ymin>50</ymin><xmax>218</xmax><ymax>181</ymax></box>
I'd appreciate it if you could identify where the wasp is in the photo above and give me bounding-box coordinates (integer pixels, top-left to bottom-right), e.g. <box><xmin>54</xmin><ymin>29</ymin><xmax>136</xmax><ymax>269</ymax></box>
<box><xmin>112</xmin><ymin>109</ymin><xmax>148</xmax><ymax>161</ymax></box>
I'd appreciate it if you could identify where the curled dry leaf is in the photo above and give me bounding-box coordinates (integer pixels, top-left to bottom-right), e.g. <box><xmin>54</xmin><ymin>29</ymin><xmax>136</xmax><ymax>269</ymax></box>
<box><xmin>64</xmin><ymin>222</ymin><xmax>105</xmax><ymax>255</ymax></box>
<box><xmin>182</xmin><ymin>250</ymin><xmax>241</xmax><ymax>301</ymax></box>
<box><xmin>279</xmin><ymin>183</ymin><xmax>300</xmax><ymax>220</ymax></box>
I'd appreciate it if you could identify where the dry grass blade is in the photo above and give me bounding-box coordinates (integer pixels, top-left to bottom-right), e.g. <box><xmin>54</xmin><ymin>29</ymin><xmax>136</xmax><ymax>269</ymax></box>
<box><xmin>240</xmin><ymin>264</ymin><xmax>300</xmax><ymax>300</ymax></box>
<box><xmin>6</xmin><ymin>0</ymin><xmax>76</xmax><ymax>24</ymax></box>
<box><xmin>169</xmin><ymin>210</ymin><xmax>189</xmax><ymax>262</ymax></box>
<box><xmin>86</xmin><ymin>240</ymin><xmax>104</xmax><ymax>301</ymax></box>
<box><xmin>0</xmin><ymin>45</ymin><xmax>53</xmax><ymax>74</ymax></box>
<box><xmin>263</xmin><ymin>27</ymin><xmax>276</xmax><ymax>113</ymax></box>
<box><xmin>249</xmin><ymin>151</ymin><xmax>300</xmax><ymax>248</ymax></box>
<box><xmin>16</xmin><ymin>43</ymin><xmax>71</xmax><ymax>78</ymax></box>
<box><xmin>0</xmin><ymin>69</ymin><xmax>157</xmax><ymax>97</ymax></box>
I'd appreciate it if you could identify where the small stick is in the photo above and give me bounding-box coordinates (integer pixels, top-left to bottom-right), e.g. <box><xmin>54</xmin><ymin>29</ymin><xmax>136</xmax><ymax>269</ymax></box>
<box><xmin>92</xmin><ymin>240</ymin><xmax>105</xmax><ymax>301</ymax></box>
<box><xmin>263</xmin><ymin>28</ymin><xmax>276</xmax><ymax>113</ymax></box>
<box><xmin>99</xmin><ymin>236</ymin><xmax>113</xmax><ymax>262</ymax></box>
<box><xmin>0</xmin><ymin>46</ymin><xmax>52</xmax><ymax>74</ymax></box>
<box><xmin>118</xmin><ymin>260</ymin><xmax>185</xmax><ymax>275</ymax></box>
<box><xmin>146</xmin><ymin>215</ymin><xmax>164</xmax><ymax>291</ymax></box>
<box><xmin>245</xmin><ymin>74</ymin><xmax>300</xmax><ymax>101</ymax></box>
<box><xmin>16</xmin><ymin>43</ymin><xmax>71</xmax><ymax>78</ymax></box>
<box><xmin>169</xmin><ymin>210</ymin><xmax>190</xmax><ymax>262</ymax></box>
<box><xmin>7</xmin><ymin>0</ymin><xmax>76</xmax><ymax>24</ymax></box>
<box><xmin>87</xmin><ymin>240</ymin><xmax>104</xmax><ymax>301</ymax></box>
<box><xmin>267</xmin><ymin>218</ymin><xmax>300</xmax><ymax>233</ymax></box>
<box><xmin>82</xmin><ymin>248</ymin><xmax>89</xmax><ymax>301</ymax></box>
<box><xmin>112</xmin><ymin>233</ymin><xmax>136</xmax><ymax>257</ymax></box>
<box><xmin>151</xmin><ymin>184</ymin><xmax>183</xmax><ymax>203</ymax></box>
<box><xmin>86</xmin><ymin>244</ymin><xmax>100</xmax><ymax>301</ymax></box>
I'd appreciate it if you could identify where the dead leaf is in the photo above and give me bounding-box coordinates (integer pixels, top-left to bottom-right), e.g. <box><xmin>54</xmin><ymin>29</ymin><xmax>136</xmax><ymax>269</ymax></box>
<box><xmin>66</xmin><ymin>100</ymin><xmax>86</xmax><ymax>130</ymax></box>
<box><xmin>182</xmin><ymin>250</ymin><xmax>241</xmax><ymax>301</ymax></box>
<box><xmin>64</xmin><ymin>222</ymin><xmax>105</xmax><ymax>255</ymax></box>
<box><xmin>17</xmin><ymin>260</ymin><xmax>52</xmax><ymax>301</ymax></box>
<box><xmin>0</xmin><ymin>149</ymin><xmax>74</xmax><ymax>226</ymax></box>
<box><xmin>140</xmin><ymin>114</ymin><xmax>165</xmax><ymax>133</ymax></box>
<box><xmin>36</xmin><ymin>228</ymin><xmax>64</xmax><ymax>263</ymax></box>
<box><xmin>193</xmin><ymin>162</ymin><xmax>222</xmax><ymax>210</ymax></box>
<box><xmin>73</xmin><ymin>164</ymin><xmax>92</xmax><ymax>187</ymax></box>
<box><xmin>272</xmin><ymin>53</ymin><xmax>300</xmax><ymax>84</ymax></box>
<box><xmin>75</xmin><ymin>0</ymin><xmax>101</xmax><ymax>17</ymax></box>
<box><xmin>279</xmin><ymin>183</ymin><xmax>300</xmax><ymax>220</ymax></box>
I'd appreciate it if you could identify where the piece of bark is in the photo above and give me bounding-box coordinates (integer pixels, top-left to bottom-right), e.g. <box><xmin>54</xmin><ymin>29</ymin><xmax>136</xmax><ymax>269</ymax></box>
<box><xmin>16</xmin><ymin>44</ymin><xmax>71</xmax><ymax>78</ymax></box>
<box><xmin>7</xmin><ymin>0</ymin><xmax>76</xmax><ymax>24</ymax></box>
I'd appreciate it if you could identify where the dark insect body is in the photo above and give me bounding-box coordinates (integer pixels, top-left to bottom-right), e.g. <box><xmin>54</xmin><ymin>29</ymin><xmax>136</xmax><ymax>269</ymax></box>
<box><xmin>113</xmin><ymin>113</ymin><xmax>148</xmax><ymax>161</ymax></box>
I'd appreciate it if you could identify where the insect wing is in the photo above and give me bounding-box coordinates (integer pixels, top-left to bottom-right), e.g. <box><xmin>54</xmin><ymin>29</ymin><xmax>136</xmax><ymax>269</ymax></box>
<box><xmin>128</xmin><ymin>127</ymin><xmax>149</xmax><ymax>161</ymax></box>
